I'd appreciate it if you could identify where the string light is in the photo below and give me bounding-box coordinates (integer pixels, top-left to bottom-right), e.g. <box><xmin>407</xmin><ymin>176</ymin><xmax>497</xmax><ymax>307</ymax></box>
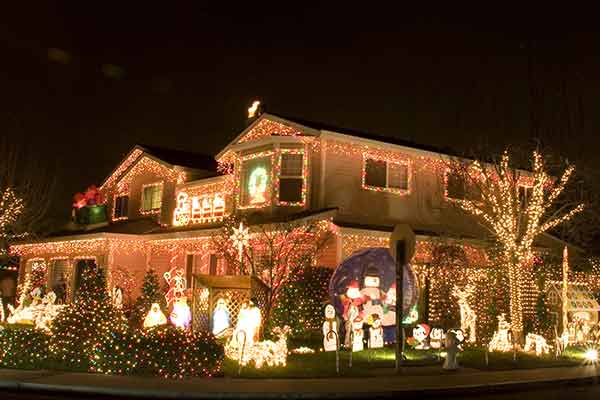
<box><xmin>449</xmin><ymin>150</ymin><xmax>584</xmax><ymax>335</ymax></box>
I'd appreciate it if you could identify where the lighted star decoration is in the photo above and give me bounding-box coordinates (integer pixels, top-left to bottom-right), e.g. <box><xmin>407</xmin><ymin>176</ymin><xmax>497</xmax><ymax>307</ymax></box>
<box><xmin>230</xmin><ymin>222</ymin><xmax>250</xmax><ymax>263</ymax></box>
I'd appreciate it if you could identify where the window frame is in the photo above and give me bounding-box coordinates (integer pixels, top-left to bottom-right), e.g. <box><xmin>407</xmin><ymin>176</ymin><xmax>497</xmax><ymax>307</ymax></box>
<box><xmin>140</xmin><ymin>182</ymin><xmax>163</xmax><ymax>214</ymax></box>
<box><xmin>276</xmin><ymin>148</ymin><xmax>308</xmax><ymax>206</ymax></box>
<box><xmin>444</xmin><ymin>168</ymin><xmax>483</xmax><ymax>202</ymax></box>
<box><xmin>361</xmin><ymin>154</ymin><xmax>411</xmax><ymax>195</ymax></box>
<box><xmin>112</xmin><ymin>194</ymin><xmax>129</xmax><ymax>221</ymax></box>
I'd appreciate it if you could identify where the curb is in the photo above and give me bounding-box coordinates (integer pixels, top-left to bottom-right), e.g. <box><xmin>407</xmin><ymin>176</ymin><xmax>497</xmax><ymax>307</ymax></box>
<box><xmin>1</xmin><ymin>374</ymin><xmax>599</xmax><ymax>399</ymax></box>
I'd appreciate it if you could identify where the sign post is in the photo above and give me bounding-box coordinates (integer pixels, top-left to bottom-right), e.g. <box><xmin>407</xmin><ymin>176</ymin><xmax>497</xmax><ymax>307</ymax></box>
<box><xmin>390</xmin><ymin>224</ymin><xmax>415</xmax><ymax>374</ymax></box>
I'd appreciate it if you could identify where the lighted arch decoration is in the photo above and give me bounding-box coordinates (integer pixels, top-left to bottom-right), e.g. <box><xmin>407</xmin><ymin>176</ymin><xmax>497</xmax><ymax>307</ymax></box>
<box><xmin>328</xmin><ymin>247</ymin><xmax>418</xmax><ymax>318</ymax></box>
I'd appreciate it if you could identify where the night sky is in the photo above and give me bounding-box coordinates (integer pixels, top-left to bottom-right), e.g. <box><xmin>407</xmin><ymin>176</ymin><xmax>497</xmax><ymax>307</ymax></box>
<box><xmin>1</xmin><ymin>5</ymin><xmax>599</xmax><ymax>225</ymax></box>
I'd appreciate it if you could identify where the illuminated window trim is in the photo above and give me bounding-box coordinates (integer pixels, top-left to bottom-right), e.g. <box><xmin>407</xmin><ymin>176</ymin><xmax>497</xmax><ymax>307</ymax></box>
<box><xmin>140</xmin><ymin>182</ymin><xmax>164</xmax><ymax>215</ymax></box>
<box><xmin>361</xmin><ymin>153</ymin><xmax>411</xmax><ymax>195</ymax></box>
<box><xmin>236</xmin><ymin>150</ymin><xmax>275</xmax><ymax>210</ymax></box>
<box><xmin>274</xmin><ymin>147</ymin><xmax>309</xmax><ymax>207</ymax></box>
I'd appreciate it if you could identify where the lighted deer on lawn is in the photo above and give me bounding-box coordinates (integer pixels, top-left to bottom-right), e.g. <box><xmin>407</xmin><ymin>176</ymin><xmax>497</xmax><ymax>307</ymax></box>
<box><xmin>452</xmin><ymin>284</ymin><xmax>477</xmax><ymax>343</ymax></box>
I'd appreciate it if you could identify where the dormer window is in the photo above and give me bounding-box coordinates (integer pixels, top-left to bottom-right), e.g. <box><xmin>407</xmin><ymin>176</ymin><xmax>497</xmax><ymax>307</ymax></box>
<box><xmin>277</xmin><ymin>150</ymin><xmax>306</xmax><ymax>205</ymax></box>
<box><xmin>141</xmin><ymin>182</ymin><xmax>163</xmax><ymax>214</ymax></box>
<box><xmin>362</xmin><ymin>155</ymin><xmax>410</xmax><ymax>194</ymax></box>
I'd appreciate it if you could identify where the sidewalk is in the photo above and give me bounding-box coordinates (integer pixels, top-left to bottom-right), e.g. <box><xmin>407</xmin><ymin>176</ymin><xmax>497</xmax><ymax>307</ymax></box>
<box><xmin>1</xmin><ymin>365</ymin><xmax>600</xmax><ymax>399</ymax></box>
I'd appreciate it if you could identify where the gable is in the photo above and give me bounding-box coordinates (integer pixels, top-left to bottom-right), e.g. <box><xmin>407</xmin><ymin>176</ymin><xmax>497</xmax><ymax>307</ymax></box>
<box><xmin>215</xmin><ymin>114</ymin><xmax>319</xmax><ymax>162</ymax></box>
<box><xmin>99</xmin><ymin>147</ymin><xmax>185</xmax><ymax>193</ymax></box>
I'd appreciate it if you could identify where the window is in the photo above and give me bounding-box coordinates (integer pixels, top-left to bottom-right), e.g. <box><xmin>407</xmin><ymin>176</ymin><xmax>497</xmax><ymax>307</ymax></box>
<box><xmin>279</xmin><ymin>152</ymin><xmax>304</xmax><ymax>204</ymax></box>
<box><xmin>113</xmin><ymin>195</ymin><xmax>129</xmax><ymax>219</ymax></box>
<box><xmin>363</xmin><ymin>157</ymin><xmax>409</xmax><ymax>193</ymax></box>
<box><xmin>240</xmin><ymin>155</ymin><xmax>272</xmax><ymax>207</ymax></box>
<box><xmin>445</xmin><ymin>170</ymin><xmax>481</xmax><ymax>201</ymax></box>
<box><xmin>141</xmin><ymin>183</ymin><xmax>162</xmax><ymax>212</ymax></box>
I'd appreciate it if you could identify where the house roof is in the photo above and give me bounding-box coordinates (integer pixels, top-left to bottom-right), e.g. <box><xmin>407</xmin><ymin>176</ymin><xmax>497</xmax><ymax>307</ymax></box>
<box><xmin>138</xmin><ymin>144</ymin><xmax>218</xmax><ymax>172</ymax></box>
<box><xmin>265</xmin><ymin>112</ymin><xmax>463</xmax><ymax>157</ymax></box>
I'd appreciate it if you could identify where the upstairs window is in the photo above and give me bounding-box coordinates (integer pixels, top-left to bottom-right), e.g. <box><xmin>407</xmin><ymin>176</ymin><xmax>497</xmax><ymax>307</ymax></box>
<box><xmin>278</xmin><ymin>151</ymin><xmax>305</xmax><ymax>204</ymax></box>
<box><xmin>363</xmin><ymin>156</ymin><xmax>410</xmax><ymax>194</ymax></box>
<box><xmin>240</xmin><ymin>154</ymin><xmax>272</xmax><ymax>207</ymax></box>
<box><xmin>113</xmin><ymin>195</ymin><xmax>129</xmax><ymax>220</ymax></box>
<box><xmin>445</xmin><ymin>170</ymin><xmax>481</xmax><ymax>201</ymax></box>
<box><xmin>518</xmin><ymin>185</ymin><xmax>533</xmax><ymax>207</ymax></box>
<box><xmin>141</xmin><ymin>183</ymin><xmax>163</xmax><ymax>213</ymax></box>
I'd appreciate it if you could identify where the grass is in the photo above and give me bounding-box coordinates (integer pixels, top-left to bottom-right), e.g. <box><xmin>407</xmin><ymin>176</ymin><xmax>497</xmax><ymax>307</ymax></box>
<box><xmin>223</xmin><ymin>345</ymin><xmax>591</xmax><ymax>378</ymax></box>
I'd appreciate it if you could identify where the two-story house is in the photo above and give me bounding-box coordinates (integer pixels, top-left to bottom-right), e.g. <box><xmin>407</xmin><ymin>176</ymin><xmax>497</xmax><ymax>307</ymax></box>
<box><xmin>11</xmin><ymin>112</ymin><xmax>570</xmax><ymax>328</ymax></box>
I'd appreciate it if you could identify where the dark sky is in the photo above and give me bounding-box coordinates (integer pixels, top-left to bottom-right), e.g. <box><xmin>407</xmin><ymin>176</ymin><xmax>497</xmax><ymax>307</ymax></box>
<box><xmin>1</xmin><ymin>5</ymin><xmax>599</xmax><ymax>223</ymax></box>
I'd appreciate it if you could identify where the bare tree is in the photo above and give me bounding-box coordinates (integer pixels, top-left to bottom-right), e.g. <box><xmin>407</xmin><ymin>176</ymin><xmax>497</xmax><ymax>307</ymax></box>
<box><xmin>446</xmin><ymin>149</ymin><xmax>584</xmax><ymax>339</ymax></box>
<box><xmin>0</xmin><ymin>136</ymin><xmax>55</xmax><ymax>256</ymax></box>
<box><xmin>211</xmin><ymin>214</ymin><xmax>333</xmax><ymax>325</ymax></box>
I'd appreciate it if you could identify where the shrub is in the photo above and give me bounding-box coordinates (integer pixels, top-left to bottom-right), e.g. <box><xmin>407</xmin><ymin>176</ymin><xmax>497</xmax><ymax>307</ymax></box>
<box><xmin>92</xmin><ymin>325</ymin><xmax>224</xmax><ymax>379</ymax></box>
<box><xmin>270</xmin><ymin>266</ymin><xmax>333</xmax><ymax>339</ymax></box>
<box><xmin>0</xmin><ymin>327</ymin><xmax>50</xmax><ymax>369</ymax></box>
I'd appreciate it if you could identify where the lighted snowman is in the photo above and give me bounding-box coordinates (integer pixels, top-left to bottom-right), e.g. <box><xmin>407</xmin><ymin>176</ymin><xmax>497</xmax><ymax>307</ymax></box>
<box><xmin>352</xmin><ymin>315</ymin><xmax>364</xmax><ymax>352</ymax></box>
<box><xmin>369</xmin><ymin>314</ymin><xmax>384</xmax><ymax>349</ymax></box>
<box><xmin>343</xmin><ymin>280</ymin><xmax>362</xmax><ymax>348</ymax></box>
<box><xmin>322</xmin><ymin>304</ymin><xmax>338</xmax><ymax>352</ymax></box>
<box><xmin>360</xmin><ymin>264</ymin><xmax>384</xmax><ymax>321</ymax></box>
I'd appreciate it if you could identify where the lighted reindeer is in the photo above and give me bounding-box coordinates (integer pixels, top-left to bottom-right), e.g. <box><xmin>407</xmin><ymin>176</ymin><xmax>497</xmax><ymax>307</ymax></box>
<box><xmin>226</xmin><ymin>326</ymin><xmax>291</xmax><ymax>369</ymax></box>
<box><xmin>452</xmin><ymin>284</ymin><xmax>477</xmax><ymax>343</ymax></box>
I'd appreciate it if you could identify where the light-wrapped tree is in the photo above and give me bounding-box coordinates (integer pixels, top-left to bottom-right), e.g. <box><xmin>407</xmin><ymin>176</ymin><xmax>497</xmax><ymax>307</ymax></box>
<box><xmin>448</xmin><ymin>150</ymin><xmax>584</xmax><ymax>339</ymax></box>
<box><xmin>50</xmin><ymin>266</ymin><xmax>127</xmax><ymax>369</ymax></box>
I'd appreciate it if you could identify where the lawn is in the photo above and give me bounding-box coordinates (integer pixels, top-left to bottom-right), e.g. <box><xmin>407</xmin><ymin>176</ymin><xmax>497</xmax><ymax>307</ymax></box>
<box><xmin>223</xmin><ymin>345</ymin><xmax>590</xmax><ymax>378</ymax></box>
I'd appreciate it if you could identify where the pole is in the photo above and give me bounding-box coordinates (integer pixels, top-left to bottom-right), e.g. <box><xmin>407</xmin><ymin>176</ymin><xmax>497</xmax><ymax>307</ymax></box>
<box><xmin>395</xmin><ymin>240</ymin><xmax>405</xmax><ymax>373</ymax></box>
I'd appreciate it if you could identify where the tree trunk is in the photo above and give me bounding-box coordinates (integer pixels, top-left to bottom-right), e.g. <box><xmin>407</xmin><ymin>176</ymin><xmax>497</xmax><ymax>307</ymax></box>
<box><xmin>507</xmin><ymin>261</ymin><xmax>524</xmax><ymax>343</ymax></box>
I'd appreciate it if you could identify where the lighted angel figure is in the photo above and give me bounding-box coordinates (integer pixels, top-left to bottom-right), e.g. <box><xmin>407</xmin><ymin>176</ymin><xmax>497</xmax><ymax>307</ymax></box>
<box><xmin>212</xmin><ymin>298</ymin><xmax>231</xmax><ymax>337</ymax></box>
<box><xmin>144</xmin><ymin>303</ymin><xmax>167</xmax><ymax>329</ymax></box>
<box><xmin>232</xmin><ymin>299</ymin><xmax>261</xmax><ymax>347</ymax></box>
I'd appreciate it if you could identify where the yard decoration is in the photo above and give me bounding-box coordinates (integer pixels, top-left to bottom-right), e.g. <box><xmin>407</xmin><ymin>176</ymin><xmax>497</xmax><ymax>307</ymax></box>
<box><xmin>322</xmin><ymin>304</ymin><xmax>338</xmax><ymax>352</ymax></box>
<box><xmin>232</xmin><ymin>299</ymin><xmax>261</xmax><ymax>348</ymax></box>
<box><xmin>329</xmin><ymin>248</ymin><xmax>418</xmax><ymax>345</ymax></box>
<box><xmin>488</xmin><ymin>313</ymin><xmax>513</xmax><ymax>352</ymax></box>
<box><xmin>170</xmin><ymin>297</ymin><xmax>192</xmax><ymax>329</ymax></box>
<box><xmin>452</xmin><ymin>284</ymin><xmax>477</xmax><ymax>343</ymax></box>
<box><xmin>352</xmin><ymin>315</ymin><xmax>364</xmax><ymax>352</ymax></box>
<box><xmin>524</xmin><ymin>333</ymin><xmax>551</xmax><ymax>356</ymax></box>
<box><xmin>430</xmin><ymin>327</ymin><xmax>444</xmax><ymax>349</ymax></box>
<box><xmin>163</xmin><ymin>267</ymin><xmax>187</xmax><ymax>308</ymax></box>
<box><xmin>130</xmin><ymin>269</ymin><xmax>165</xmax><ymax>328</ymax></box>
<box><xmin>443</xmin><ymin>330</ymin><xmax>460</xmax><ymax>370</ymax></box>
<box><xmin>225</xmin><ymin>326</ymin><xmax>290</xmax><ymax>368</ymax></box>
<box><xmin>212</xmin><ymin>298</ymin><xmax>231</xmax><ymax>337</ymax></box>
<box><xmin>143</xmin><ymin>303</ymin><xmax>168</xmax><ymax>329</ymax></box>
<box><xmin>111</xmin><ymin>286</ymin><xmax>123</xmax><ymax>309</ymax></box>
<box><xmin>369</xmin><ymin>314</ymin><xmax>384</xmax><ymax>349</ymax></box>
<box><xmin>412</xmin><ymin>323</ymin><xmax>431</xmax><ymax>350</ymax></box>
<box><xmin>7</xmin><ymin>289</ymin><xmax>64</xmax><ymax>331</ymax></box>
<box><xmin>360</xmin><ymin>264</ymin><xmax>384</xmax><ymax>321</ymax></box>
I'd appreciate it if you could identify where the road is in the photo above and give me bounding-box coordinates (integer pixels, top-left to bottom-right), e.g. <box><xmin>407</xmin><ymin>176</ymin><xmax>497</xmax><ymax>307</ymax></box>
<box><xmin>2</xmin><ymin>384</ymin><xmax>600</xmax><ymax>400</ymax></box>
